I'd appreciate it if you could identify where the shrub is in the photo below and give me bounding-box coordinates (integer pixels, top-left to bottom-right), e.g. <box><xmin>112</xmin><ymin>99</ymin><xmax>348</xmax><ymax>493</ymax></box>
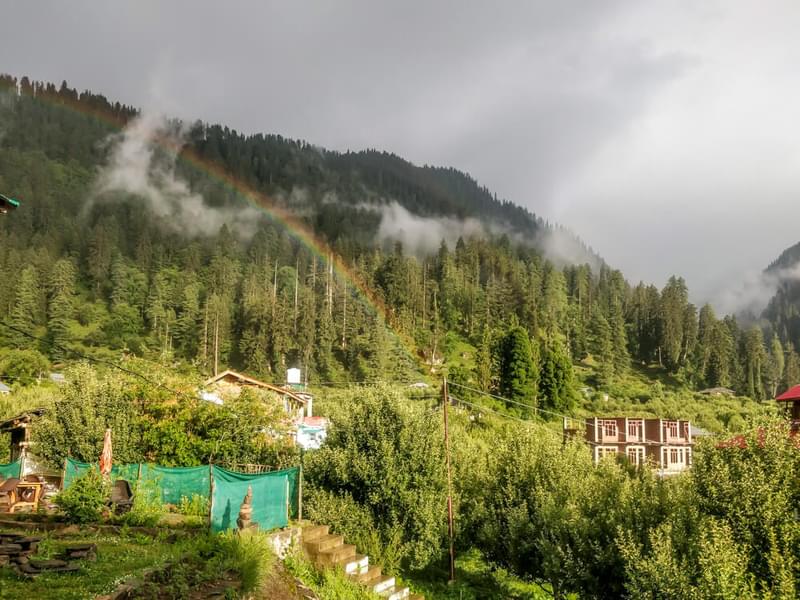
<box><xmin>178</xmin><ymin>493</ymin><xmax>210</xmax><ymax>517</ymax></box>
<box><xmin>55</xmin><ymin>468</ymin><xmax>109</xmax><ymax>523</ymax></box>
<box><xmin>304</xmin><ymin>385</ymin><xmax>446</xmax><ymax>570</ymax></box>
<box><xmin>305</xmin><ymin>488</ymin><xmax>404</xmax><ymax>574</ymax></box>
<box><xmin>117</xmin><ymin>476</ymin><xmax>164</xmax><ymax>527</ymax></box>
<box><xmin>217</xmin><ymin>529</ymin><xmax>275</xmax><ymax>594</ymax></box>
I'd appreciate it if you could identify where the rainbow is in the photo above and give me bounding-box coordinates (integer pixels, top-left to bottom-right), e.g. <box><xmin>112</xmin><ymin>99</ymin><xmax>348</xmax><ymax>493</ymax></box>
<box><xmin>1</xmin><ymin>81</ymin><xmax>424</xmax><ymax>375</ymax></box>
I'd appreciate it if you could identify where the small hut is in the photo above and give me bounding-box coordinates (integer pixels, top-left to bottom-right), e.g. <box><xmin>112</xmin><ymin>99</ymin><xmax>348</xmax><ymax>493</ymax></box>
<box><xmin>776</xmin><ymin>384</ymin><xmax>800</xmax><ymax>432</ymax></box>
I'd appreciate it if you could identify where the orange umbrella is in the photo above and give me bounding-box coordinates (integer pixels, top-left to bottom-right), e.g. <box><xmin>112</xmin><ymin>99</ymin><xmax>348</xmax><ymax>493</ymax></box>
<box><xmin>99</xmin><ymin>428</ymin><xmax>112</xmax><ymax>479</ymax></box>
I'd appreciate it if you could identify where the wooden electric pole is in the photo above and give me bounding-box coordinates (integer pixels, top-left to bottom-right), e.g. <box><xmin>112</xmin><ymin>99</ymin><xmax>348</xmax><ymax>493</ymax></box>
<box><xmin>443</xmin><ymin>376</ymin><xmax>456</xmax><ymax>583</ymax></box>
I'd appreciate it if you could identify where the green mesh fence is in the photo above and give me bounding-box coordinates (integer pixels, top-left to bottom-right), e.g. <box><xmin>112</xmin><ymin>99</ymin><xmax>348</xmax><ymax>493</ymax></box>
<box><xmin>62</xmin><ymin>458</ymin><xmax>299</xmax><ymax>532</ymax></box>
<box><xmin>63</xmin><ymin>458</ymin><xmax>139</xmax><ymax>488</ymax></box>
<box><xmin>140</xmin><ymin>464</ymin><xmax>211</xmax><ymax>506</ymax></box>
<box><xmin>210</xmin><ymin>466</ymin><xmax>299</xmax><ymax>532</ymax></box>
<box><xmin>0</xmin><ymin>458</ymin><xmax>21</xmax><ymax>479</ymax></box>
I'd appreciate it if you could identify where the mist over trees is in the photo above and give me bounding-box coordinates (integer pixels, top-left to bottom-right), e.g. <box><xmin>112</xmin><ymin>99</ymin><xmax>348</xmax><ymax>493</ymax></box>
<box><xmin>0</xmin><ymin>73</ymin><xmax>798</xmax><ymax>402</ymax></box>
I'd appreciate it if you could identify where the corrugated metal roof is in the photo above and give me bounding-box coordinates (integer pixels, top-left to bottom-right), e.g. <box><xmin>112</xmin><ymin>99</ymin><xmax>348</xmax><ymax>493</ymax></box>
<box><xmin>776</xmin><ymin>384</ymin><xmax>800</xmax><ymax>401</ymax></box>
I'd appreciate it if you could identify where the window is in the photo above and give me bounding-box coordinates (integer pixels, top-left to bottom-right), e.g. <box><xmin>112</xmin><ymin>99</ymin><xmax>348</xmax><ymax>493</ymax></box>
<box><xmin>670</xmin><ymin>448</ymin><xmax>679</xmax><ymax>464</ymax></box>
<box><xmin>627</xmin><ymin>420</ymin><xmax>643</xmax><ymax>441</ymax></box>
<box><xmin>597</xmin><ymin>446</ymin><xmax>618</xmax><ymax>462</ymax></box>
<box><xmin>665</xmin><ymin>421</ymin><xmax>679</xmax><ymax>439</ymax></box>
<box><xmin>601</xmin><ymin>420</ymin><xmax>617</xmax><ymax>439</ymax></box>
<box><xmin>626</xmin><ymin>446</ymin><xmax>645</xmax><ymax>466</ymax></box>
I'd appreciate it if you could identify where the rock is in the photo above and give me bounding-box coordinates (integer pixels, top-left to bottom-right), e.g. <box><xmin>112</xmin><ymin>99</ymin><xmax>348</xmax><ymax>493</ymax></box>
<box><xmin>30</xmin><ymin>558</ymin><xmax>69</xmax><ymax>569</ymax></box>
<box><xmin>60</xmin><ymin>524</ymin><xmax>81</xmax><ymax>535</ymax></box>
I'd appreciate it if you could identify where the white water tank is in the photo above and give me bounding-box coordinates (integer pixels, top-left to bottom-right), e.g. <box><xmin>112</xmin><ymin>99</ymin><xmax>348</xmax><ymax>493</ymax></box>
<box><xmin>287</xmin><ymin>368</ymin><xmax>301</xmax><ymax>385</ymax></box>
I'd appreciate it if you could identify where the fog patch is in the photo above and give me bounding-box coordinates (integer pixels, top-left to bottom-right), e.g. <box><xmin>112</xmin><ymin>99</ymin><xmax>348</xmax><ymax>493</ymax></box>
<box><xmin>370</xmin><ymin>201</ymin><xmax>484</xmax><ymax>255</ymax></box>
<box><xmin>93</xmin><ymin>112</ymin><xmax>264</xmax><ymax>238</ymax></box>
<box><xmin>712</xmin><ymin>263</ymin><xmax>800</xmax><ymax>316</ymax></box>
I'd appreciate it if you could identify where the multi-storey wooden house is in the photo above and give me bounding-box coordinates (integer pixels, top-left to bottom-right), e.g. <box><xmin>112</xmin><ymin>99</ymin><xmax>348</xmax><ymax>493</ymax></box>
<box><xmin>564</xmin><ymin>417</ymin><xmax>694</xmax><ymax>474</ymax></box>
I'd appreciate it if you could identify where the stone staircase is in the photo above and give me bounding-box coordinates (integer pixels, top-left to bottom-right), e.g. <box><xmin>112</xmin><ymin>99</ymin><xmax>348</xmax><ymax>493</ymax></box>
<box><xmin>301</xmin><ymin>524</ymin><xmax>423</xmax><ymax>600</ymax></box>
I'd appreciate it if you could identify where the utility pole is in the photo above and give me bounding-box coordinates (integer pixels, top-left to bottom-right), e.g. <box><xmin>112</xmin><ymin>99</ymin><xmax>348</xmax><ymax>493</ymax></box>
<box><xmin>442</xmin><ymin>376</ymin><xmax>456</xmax><ymax>583</ymax></box>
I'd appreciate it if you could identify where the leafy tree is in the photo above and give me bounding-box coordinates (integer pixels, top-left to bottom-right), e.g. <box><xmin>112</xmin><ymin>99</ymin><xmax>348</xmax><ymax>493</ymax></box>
<box><xmin>0</xmin><ymin>348</ymin><xmax>50</xmax><ymax>385</ymax></box>
<box><xmin>304</xmin><ymin>386</ymin><xmax>446</xmax><ymax>570</ymax></box>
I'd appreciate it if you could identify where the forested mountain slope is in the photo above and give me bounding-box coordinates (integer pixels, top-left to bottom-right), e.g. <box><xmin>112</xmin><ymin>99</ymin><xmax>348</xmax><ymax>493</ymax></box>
<box><xmin>0</xmin><ymin>73</ymin><xmax>796</xmax><ymax>408</ymax></box>
<box><xmin>762</xmin><ymin>240</ymin><xmax>800</xmax><ymax>360</ymax></box>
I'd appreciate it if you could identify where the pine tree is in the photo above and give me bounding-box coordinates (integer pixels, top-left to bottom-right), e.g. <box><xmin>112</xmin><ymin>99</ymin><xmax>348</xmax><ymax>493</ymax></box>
<box><xmin>539</xmin><ymin>341</ymin><xmax>576</xmax><ymax>412</ymax></box>
<box><xmin>475</xmin><ymin>325</ymin><xmax>494</xmax><ymax>392</ymax></box>
<box><xmin>7</xmin><ymin>265</ymin><xmax>42</xmax><ymax>350</ymax></box>
<box><xmin>47</xmin><ymin>259</ymin><xmax>76</xmax><ymax>360</ymax></box>
<box><xmin>782</xmin><ymin>342</ymin><xmax>800</xmax><ymax>392</ymax></box>
<box><xmin>765</xmin><ymin>333</ymin><xmax>785</xmax><ymax>398</ymax></box>
<box><xmin>497</xmin><ymin>325</ymin><xmax>538</xmax><ymax>414</ymax></box>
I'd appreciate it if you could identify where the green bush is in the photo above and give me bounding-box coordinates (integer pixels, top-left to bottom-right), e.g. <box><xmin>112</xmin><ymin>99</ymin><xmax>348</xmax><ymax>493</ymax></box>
<box><xmin>178</xmin><ymin>493</ymin><xmax>210</xmax><ymax>517</ymax></box>
<box><xmin>304</xmin><ymin>385</ymin><xmax>447</xmax><ymax>570</ymax></box>
<box><xmin>54</xmin><ymin>468</ymin><xmax>109</xmax><ymax>523</ymax></box>
<box><xmin>217</xmin><ymin>529</ymin><xmax>275</xmax><ymax>595</ymax></box>
<box><xmin>305</xmin><ymin>488</ymin><xmax>404</xmax><ymax>575</ymax></box>
<box><xmin>284</xmin><ymin>547</ymin><xmax>380</xmax><ymax>600</ymax></box>
<box><xmin>116</xmin><ymin>476</ymin><xmax>164</xmax><ymax>527</ymax></box>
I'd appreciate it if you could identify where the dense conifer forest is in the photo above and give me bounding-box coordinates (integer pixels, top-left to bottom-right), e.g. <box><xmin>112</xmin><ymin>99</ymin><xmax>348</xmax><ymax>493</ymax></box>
<box><xmin>1</xmin><ymin>73</ymin><xmax>799</xmax><ymax>408</ymax></box>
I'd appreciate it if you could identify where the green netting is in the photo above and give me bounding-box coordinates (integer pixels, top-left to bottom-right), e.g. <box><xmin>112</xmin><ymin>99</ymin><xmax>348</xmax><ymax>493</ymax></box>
<box><xmin>210</xmin><ymin>466</ymin><xmax>298</xmax><ymax>532</ymax></box>
<box><xmin>0</xmin><ymin>458</ymin><xmax>21</xmax><ymax>479</ymax></box>
<box><xmin>62</xmin><ymin>458</ymin><xmax>299</xmax><ymax>532</ymax></box>
<box><xmin>140</xmin><ymin>464</ymin><xmax>211</xmax><ymax>506</ymax></box>
<box><xmin>63</xmin><ymin>458</ymin><xmax>139</xmax><ymax>488</ymax></box>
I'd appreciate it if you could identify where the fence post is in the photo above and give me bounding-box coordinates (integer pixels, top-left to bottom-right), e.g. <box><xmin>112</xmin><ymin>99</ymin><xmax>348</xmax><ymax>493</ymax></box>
<box><xmin>298</xmin><ymin>464</ymin><xmax>303</xmax><ymax>522</ymax></box>
<box><xmin>443</xmin><ymin>376</ymin><xmax>456</xmax><ymax>583</ymax></box>
<box><xmin>61</xmin><ymin>458</ymin><xmax>67</xmax><ymax>490</ymax></box>
<box><xmin>207</xmin><ymin>463</ymin><xmax>214</xmax><ymax>529</ymax></box>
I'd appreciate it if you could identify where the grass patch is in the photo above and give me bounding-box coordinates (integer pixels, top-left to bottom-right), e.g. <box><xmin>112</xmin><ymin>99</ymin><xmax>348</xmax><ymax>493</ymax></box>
<box><xmin>284</xmin><ymin>548</ymin><xmax>381</xmax><ymax>600</ymax></box>
<box><xmin>0</xmin><ymin>530</ymin><xmax>188</xmax><ymax>600</ymax></box>
<box><xmin>406</xmin><ymin>548</ymin><xmax>557</xmax><ymax>600</ymax></box>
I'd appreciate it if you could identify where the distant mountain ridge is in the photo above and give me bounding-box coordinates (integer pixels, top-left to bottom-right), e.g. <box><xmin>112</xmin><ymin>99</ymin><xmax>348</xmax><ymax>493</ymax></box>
<box><xmin>763</xmin><ymin>240</ymin><xmax>800</xmax><ymax>351</ymax></box>
<box><xmin>0</xmin><ymin>72</ymin><xmax>601</xmax><ymax>267</ymax></box>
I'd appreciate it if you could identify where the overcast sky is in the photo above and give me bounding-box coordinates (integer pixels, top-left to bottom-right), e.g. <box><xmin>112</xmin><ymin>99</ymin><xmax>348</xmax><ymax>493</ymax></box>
<box><xmin>3</xmin><ymin>1</ymin><xmax>800</xmax><ymax>308</ymax></box>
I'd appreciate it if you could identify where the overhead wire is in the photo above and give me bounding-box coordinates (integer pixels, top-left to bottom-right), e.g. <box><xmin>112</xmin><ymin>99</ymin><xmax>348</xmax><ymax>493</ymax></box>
<box><xmin>446</xmin><ymin>380</ymin><xmax>685</xmax><ymax>448</ymax></box>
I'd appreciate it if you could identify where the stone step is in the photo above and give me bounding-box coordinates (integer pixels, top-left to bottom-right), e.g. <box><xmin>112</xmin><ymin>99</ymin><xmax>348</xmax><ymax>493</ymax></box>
<box><xmin>316</xmin><ymin>543</ymin><xmax>356</xmax><ymax>567</ymax></box>
<box><xmin>371</xmin><ymin>575</ymin><xmax>396</xmax><ymax>595</ymax></box>
<box><xmin>409</xmin><ymin>595</ymin><xmax>425</xmax><ymax>600</ymax></box>
<box><xmin>304</xmin><ymin>534</ymin><xmax>344</xmax><ymax>555</ymax></box>
<box><xmin>335</xmin><ymin>552</ymin><xmax>368</xmax><ymax>575</ymax></box>
<box><xmin>381</xmin><ymin>585</ymin><xmax>411</xmax><ymax>600</ymax></box>
<box><xmin>301</xmin><ymin>524</ymin><xmax>329</xmax><ymax>541</ymax></box>
<box><xmin>352</xmin><ymin>564</ymin><xmax>382</xmax><ymax>584</ymax></box>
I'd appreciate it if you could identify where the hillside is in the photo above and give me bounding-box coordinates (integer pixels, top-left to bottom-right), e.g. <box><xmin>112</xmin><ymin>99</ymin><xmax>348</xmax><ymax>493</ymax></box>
<box><xmin>763</xmin><ymin>240</ymin><xmax>800</xmax><ymax>353</ymax></box>
<box><xmin>0</xmin><ymin>73</ymin><xmax>797</xmax><ymax>409</ymax></box>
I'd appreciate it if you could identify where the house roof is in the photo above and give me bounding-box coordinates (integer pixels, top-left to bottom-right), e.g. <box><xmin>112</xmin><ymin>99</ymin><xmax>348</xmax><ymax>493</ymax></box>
<box><xmin>690</xmin><ymin>425</ymin><xmax>712</xmax><ymax>438</ymax></box>
<box><xmin>0</xmin><ymin>382</ymin><xmax>10</xmax><ymax>393</ymax></box>
<box><xmin>204</xmin><ymin>370</ymin><xmax>307</xmax><ymax>405</ymax></box>
<box><xmin>776</xmin><ymin>384</ymin><xmax>800</xmax><ymax>402</ymax></box>
<box><xmin>699</xmin><ymin>387</ymin><xmax>736</xmax><ymax>396</ymax></box>
<box><xmin>299</xmin><ymin>416</ymin><xmax>328</xmax><ymax>428</ymax></box>
<box><xmin>0</xmin><ymin>407</ymin><xmax>46</xmax><ymax>432</ymax></box>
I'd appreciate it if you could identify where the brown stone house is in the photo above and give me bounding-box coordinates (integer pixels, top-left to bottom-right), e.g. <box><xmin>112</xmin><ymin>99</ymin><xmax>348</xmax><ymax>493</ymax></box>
<box><xmin>565</xmin><ymin>417</ymin><xmax>694</xmax><ymax>474</ymax></box>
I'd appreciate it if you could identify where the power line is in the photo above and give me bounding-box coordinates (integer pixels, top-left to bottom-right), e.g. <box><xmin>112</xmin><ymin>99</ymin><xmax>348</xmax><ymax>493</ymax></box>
<box><xmin>447</xmin><ymin>380</ymin><xmax>677</xmax><ymax>448</ymax></box>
